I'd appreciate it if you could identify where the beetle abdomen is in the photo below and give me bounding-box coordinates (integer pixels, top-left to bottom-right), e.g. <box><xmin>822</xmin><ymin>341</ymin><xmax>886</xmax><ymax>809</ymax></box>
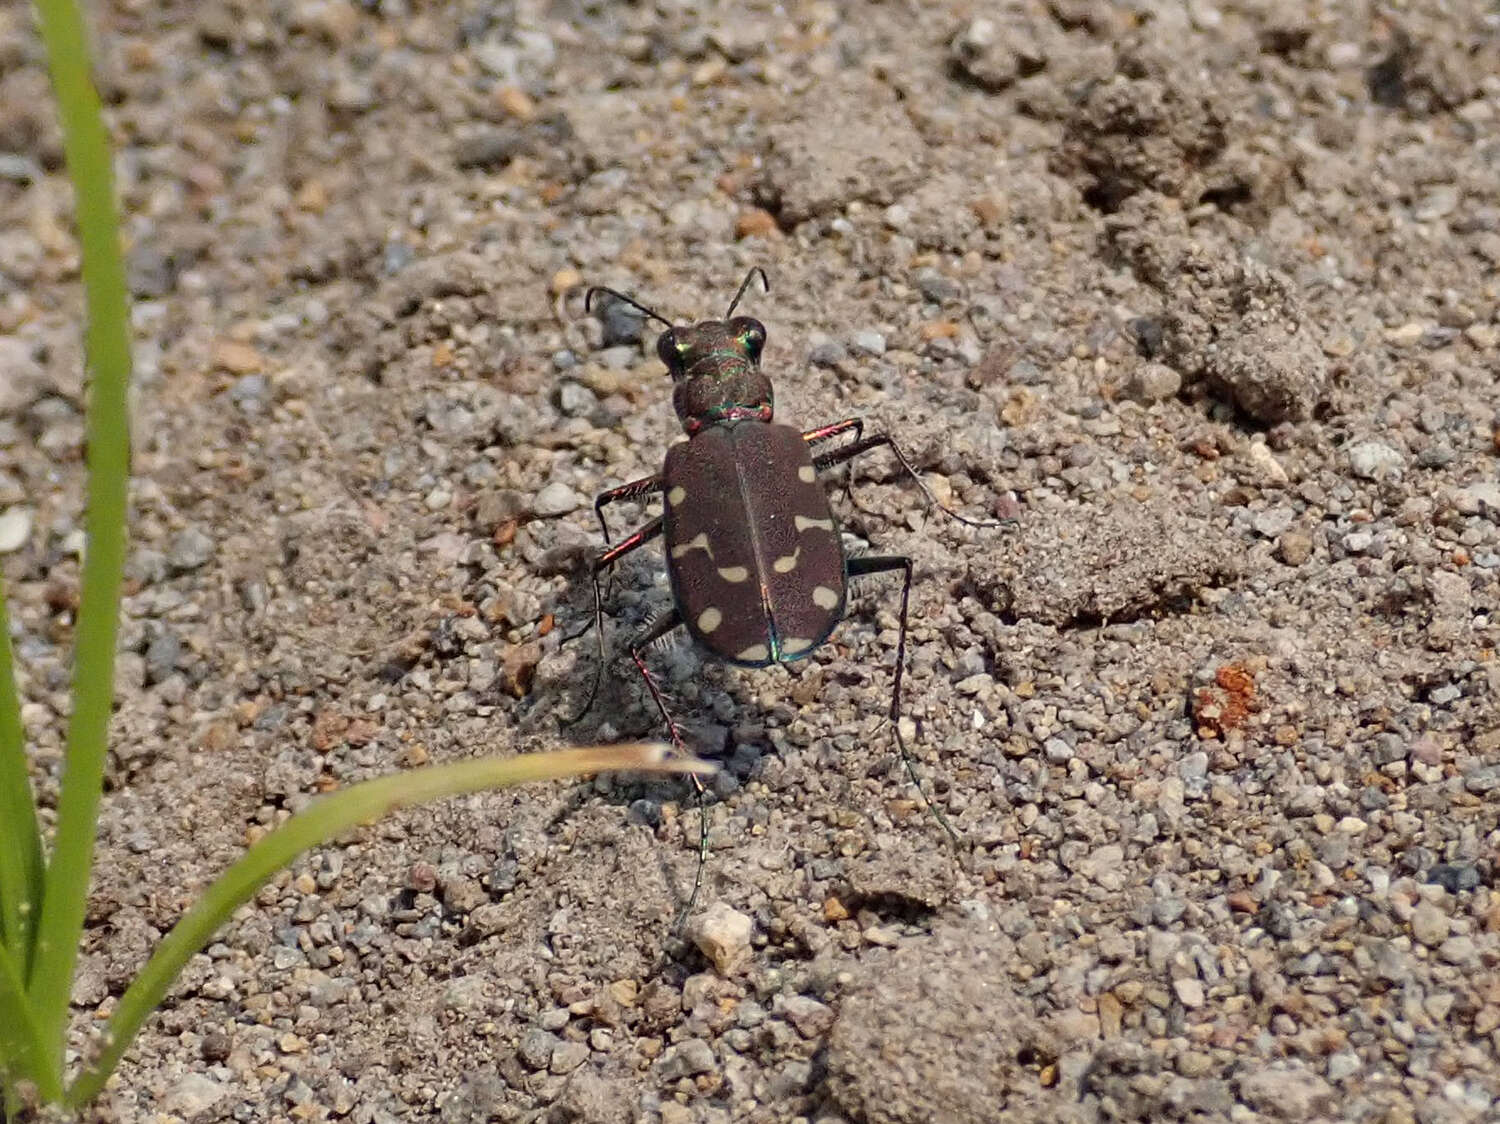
<box><xmin>663</xmin><ymin>422</ymin><xmax>846</xmax><ymax>667</ymax></box>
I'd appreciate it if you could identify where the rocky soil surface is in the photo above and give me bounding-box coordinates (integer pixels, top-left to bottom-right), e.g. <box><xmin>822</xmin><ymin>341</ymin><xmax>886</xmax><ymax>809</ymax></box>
<box><xmin>2</xmin><ymin>1</ymin><xmax>1499</xmax><ymax>1121</ymax></box>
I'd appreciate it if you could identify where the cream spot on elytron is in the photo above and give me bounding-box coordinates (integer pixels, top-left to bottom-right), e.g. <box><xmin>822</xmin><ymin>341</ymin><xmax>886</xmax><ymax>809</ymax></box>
<box><xmin>667</xmin><ymin>485</ymin><xmax>687</xmax><ymax>505</ymax></box>
<box><xmin>812</xmin><ymin>585</ymin><xmax>839</xmax><ymax>610</ymax></box>
<box><xmin>671</xmin><ymin>532</ymin><xmax>712</xmax><ymax>560</ymax></box>
<box><xmin>798</xmin><ymin>465</ymin><xmax>816</xmax><ymax>483</ymax></box>
<box><xmin>795</xmin><ymin>515</ymin><xmax>834</xmax><ymax>533</ymax></box>
<box><xmin>772</xmin><ymin>548</ymin><xmax>800</xmax><ymax>573</ymax></box>
<box><xmin>717</xmin><ymin>566</ymin><xmax>750</xmax><ymax>583</ymax></box>
<box><xmin>697</xmin><ymin>607</ymin><xmax>722</xmax><ymax>633</ymax></box>
<box><xmin>781</xmin><ymin>637</ymin><xmax>816</xmax><ymax>655</ymax></box>
<box><xmin>737</xmin><ymin>644</ymin><xmax>770</xmax><ymax>662</ymax></box>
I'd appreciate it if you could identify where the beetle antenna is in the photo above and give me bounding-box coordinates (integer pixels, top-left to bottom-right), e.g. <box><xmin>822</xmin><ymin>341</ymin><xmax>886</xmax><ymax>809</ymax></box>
<box><xmin>724</xmin><ymin>267</ymin><xmax>769</xmax><ymax>319</ymax></box>
<box><xmin>585</xmin><ymin>286</ymin><xmax>674</xmax><ymax>329</ymax></box>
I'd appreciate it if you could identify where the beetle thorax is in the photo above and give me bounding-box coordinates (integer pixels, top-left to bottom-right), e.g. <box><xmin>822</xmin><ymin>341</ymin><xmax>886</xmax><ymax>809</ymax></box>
<box><xmin>660</xmin><ymin>319</ymin><xmax>774</xmax><ymax>435</ymax></box>
<box><xmin>673</xmin><ymin>363</ymin><xmax>774</xmax><ymax>434</ymax></box>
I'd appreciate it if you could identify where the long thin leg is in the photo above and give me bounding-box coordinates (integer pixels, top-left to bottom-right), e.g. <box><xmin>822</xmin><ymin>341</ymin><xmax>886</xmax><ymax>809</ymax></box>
<box><xmin>564</xmin><ymin>515</ymin><xmax>663</xmax><ymax>724</ymax></box>
<box><xmin>801</xmin><ymin>418</ymin><xmax>863</xmax><ymax>507</ymax></box>
<box><xmin>592</xmin><ymin>474</ymin><xmax>662</xmax><ymax>544</ymax></box>
<box><xmin>801</xmin><ymin>417</ymin><xmax>862</xmax><ymax>448</ymax></box>
<box><xmin>626</xmin><ymin>610</ymin><xmax>710</xmax><ymax>929</ymax></box>
<box><xmin>846</xmin><ymin>554</ymin><xmax>960</xmax><ymax>849</ymax></box>
<box><xmin>814</xmin><ymin>432</ymin><xmax>1007</xmax><ymax>529</ymax></box>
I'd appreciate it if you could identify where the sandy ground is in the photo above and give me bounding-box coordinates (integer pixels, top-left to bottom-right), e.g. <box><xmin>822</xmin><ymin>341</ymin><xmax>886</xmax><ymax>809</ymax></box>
<box><xmin>3</xmin><ymin>0</ymin><xmax>1500</xmax><ymax>1120</ymax></box>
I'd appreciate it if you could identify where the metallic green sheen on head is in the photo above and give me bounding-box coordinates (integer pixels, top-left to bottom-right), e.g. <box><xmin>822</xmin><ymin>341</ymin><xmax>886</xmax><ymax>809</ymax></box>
<box><xmin>660</xmin><ymin>317</ymin><xmax>774</xmax><ymax>434</ymax></box>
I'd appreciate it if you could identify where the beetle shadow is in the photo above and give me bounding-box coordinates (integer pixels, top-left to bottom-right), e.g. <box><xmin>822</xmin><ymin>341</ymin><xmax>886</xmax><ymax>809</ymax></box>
<box><xmin>549</xmin><ymin>615</ymin><xmax>806</xmax><ymax>917</ymax></box>
<box><xmin>533</xmin><ymin>511</ymin><xmax>919</xmax><ymax>925</ymax></box>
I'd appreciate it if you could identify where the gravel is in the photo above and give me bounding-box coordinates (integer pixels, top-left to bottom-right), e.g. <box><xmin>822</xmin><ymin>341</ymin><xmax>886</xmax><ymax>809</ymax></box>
<box><xmin>7</xmin><ymin>1</ymin><xmax>1498</xmax><ymax>1121</ymax></box>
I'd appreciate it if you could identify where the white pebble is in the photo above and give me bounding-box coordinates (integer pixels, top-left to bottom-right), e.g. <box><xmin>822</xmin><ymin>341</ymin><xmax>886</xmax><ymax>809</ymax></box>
<box><xmin>686</xmin><ymin>902</ymin><xmax>753</xmax><ymax>975</ymax></box>
<box><xmin>532</xmin><ymin>481</ymin><xmax>581</xmax><ymax>517</ymax></box>
<box><xmin>0</xmin><ymin>507</ymin><xmax>33</xmax><ymax>554</ymax></box>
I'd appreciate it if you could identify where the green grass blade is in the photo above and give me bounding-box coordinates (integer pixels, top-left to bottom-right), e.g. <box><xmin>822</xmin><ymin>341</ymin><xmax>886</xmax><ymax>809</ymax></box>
<box><xmin>0</xmin><ymin>590</ymin><xmax>42</xmax><ymax>968</ymax></box>
<box><xmin>27</xmin><ymin>0</ymin><xmax>134</xmax><ymax>1071</ymax></box>
<box><xmin>0</xmin><ymin>942</ymin><xmax>61</xmax><ymax>1104</ymax></box>
<box><xmin>64</xmin><ymin>744</ymin><xmax>711</xmax><ymax>1107</ymax></box>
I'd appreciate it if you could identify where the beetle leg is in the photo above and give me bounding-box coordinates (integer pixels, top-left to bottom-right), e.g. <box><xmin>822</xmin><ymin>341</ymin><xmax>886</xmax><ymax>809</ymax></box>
<box><xmin>813</xmin><ymin>432</ymin><xmax>1007</xmax><ymax>529</ymax></box>
<box><xmin>592</xmin><ymin>473</ymin><xmax>663</xmax><ymax>544</ymax></box>
<box><xmin>800</xmin><ymin>417</ymin><xmax>862</xmax><ymax>448</ymax></box>
<box><xmin>846</xmin><ymin>554</ymin><xmax>961</xmax><ymax>850</ymax></box>
<box><xmin>626</xmin><ymin>611</ymin><xmax>712</xmax><ymax>928</ymax></box>
<box><xmin>801</xmin><ymin>417</ymin><xmax>863</xmax><ymax>508</ymax></box>
<box><xmin>626</xmin><ymin>607</ymin><xmax>687</xmax><ymax>749</ymax></box>
<box><xmin>564</xmin><ymin>515</ymin><xmax>663</xmax><ymax>725</ymax></box>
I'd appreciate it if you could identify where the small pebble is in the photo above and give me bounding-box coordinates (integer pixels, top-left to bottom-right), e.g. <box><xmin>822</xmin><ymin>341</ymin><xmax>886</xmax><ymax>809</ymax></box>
<box><xmin>162</xmin><ymin>1074</ymin><xmax>227</xmax><ymax>1118</ymax></box>
<box><xmin>1327</xmin><ymin>1051</ymin><xmax>1361</xmax><ymax>1081</ymax></box>
<box><xmin>168</xmin><ymin>527</ymin><xmax>215</xmax><ymax>572</ymax></box>
<box><xmin>550</xmin><ymin>1040</ymin><xmax>589</xmax><ymax>1074</ymax></box>
<box><xmin>532</xmin><ymin>482</ymin><xmax>582</xmax><ymax>517</ymax></box>
<box><xmin>517</xmin><ymin>1028</ymin><xmax>557</xmax><ymax>1070</ymax></box>
<box><xmin>229</xmin><ymin>373</ymin><xmax>268</xmax><ymax>408</ymax></box>
<box><xmin>1411</xmin><ymin>900</ymin><xmax>1449</xmax><ymax>948</ymax></box>
<box><xmin>596</xmin><ymin>344</ymin><xmax>637</xmax><ymax>371</ymax></box>
<box><xmin>914</xmin><ymin>268</ymin><xmax>963</xmax><ymax>304</ymax></box>
<box><xmin>212</xmin><ymin>339</ymin><xmax>264</xmax><ymax>374</ymax></box>
<box><xmin>1382</xmin><ymin>322</ymin><xmax>1425</xmax><ymax>347</ymax></box>
<box><xmin>1125</xmin><ymin>361</ymin><xmax>1181</xmax><ymax>403</ymax></box>
<box><xmin>1429</xmin><ymin>683</ymin><xmax>1461</xmax><ymax>706</ymax></box>
<box><xmin>455</xmin><ymin>128</ymin><xmax>528</xmax><ymax>170</ymax></box>
<box><xmin>598</xmin><ymin>298</ymin><xmax>647</xmax><ymax>348</ymax></box>
<box><xmin>1252</xmin><ymin>506</ymin><xmax>1295</xmax><ymax>538</ymax></box>
<box><xmin>686</xmin><ymin>902</ymin><xmax>754</xmax><ymax>975</ymax></box>
<box><xmin>1453</xmin><ymin>482</ymin><xmax>1500</xmax><ymax>516</ymax></box>
<box><xmin>0</xmin><ymin>338</ymin><xmax>45</xmax><ymax>412</ymax></box>
<box><xmin>1277</xmin><ymin>531</ymin><xmax>1313</xmax><ymax>566</ymax></box>
<box><xmin>1426</xmin><ymin>863</ymin><xmax>1481</xmax><ymax>893</ymax></box>
<box><xmin>1416</xmin><ymin>442</ymin><xmax>1456</xmax><ymax>469</ymax></box>
<box><xmin>779</xmin><ymin>995</ymin><xmax>834</xmax><ymax>1038</ymax></box>
<box><xmin>1463</xmin><ymin>764</ymin><xmax>1500</xmax><ymax>793</ymax></box>
<box><xmin>850</xmin><ymin>330</ymin><xmax>886</xmax><ymax>356</ymax></box>
<box><xmin>1247</xmin><ymin>441</ymin><xmax>1289</xmax><ymax>482</ymax></box>
<box><xmin>1173</xmin><ymin>978</ymin><xmax>1205</xmax><ymax>1008</ymax></box>
<box><xmin>0</xmin><ymin>507</ymin><xmax>33</xmax><ymax>554</ymax></box>
<box><xmin>809</xmin><ymin>341</ymin><xmax>847</xmax><ymax>368</ymax></box>
<box><xmin>1237</xmin><ymin>1064</ymin><xmax>1334</xmax><ymax>1119</ymax></box>
<box><xmin>656</xmin><ymin>1037</ymin><xmax>716</xmax><ymax>1080</ymax></box>
<box><xmin>556</xmin><ymin>381</ymin><xmax>595</xmax><ymax>417</ymax></box>
<box><xmin>735</xmin><ymin>208</ymin><xmax>780</xmax><ymax>239</ymax></box>
<box><xmin>1346</xmin><ymin>441</ymin><xmax>1404</xmax><ymax>480</ymax></box>
<box><xmin>1438</xmin><ymin>935</ymin><xmax>1477</xmax><ymax>965</ymax></box>
<box><xmin>144</xmin><ymin>631</ymin><xmax>182</xmax><ymax>685</ymax></box>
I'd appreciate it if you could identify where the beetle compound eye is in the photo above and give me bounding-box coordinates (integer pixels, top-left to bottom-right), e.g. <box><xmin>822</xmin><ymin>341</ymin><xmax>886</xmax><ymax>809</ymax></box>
<box><xmin>732</xmin><ymin>318</ymin><xmax>766</xmax><ymax>355</ymax></box>
<box><xmin>656</xmin><ymin>331</ymin><xmax>679</xmax><ymax>367</ymax></box>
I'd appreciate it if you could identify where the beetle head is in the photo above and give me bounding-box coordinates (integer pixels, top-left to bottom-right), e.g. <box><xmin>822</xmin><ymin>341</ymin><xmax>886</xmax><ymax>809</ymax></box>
<box><xmin>660</xmin><ymin>317</ymin><xmax>774</xmax><ymax>434</ymax></box>
<box><xmin>585</xmin><ymin>269</ymin><xmax>775</xmax><ymax>436</ymax></box>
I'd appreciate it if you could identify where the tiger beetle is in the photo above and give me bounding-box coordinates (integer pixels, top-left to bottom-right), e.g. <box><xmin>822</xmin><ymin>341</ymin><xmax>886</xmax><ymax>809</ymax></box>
<box><xmin>570</xmin><ymin>268</ymin><xmax>1002</xmax><ymax>920</ymax></box>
